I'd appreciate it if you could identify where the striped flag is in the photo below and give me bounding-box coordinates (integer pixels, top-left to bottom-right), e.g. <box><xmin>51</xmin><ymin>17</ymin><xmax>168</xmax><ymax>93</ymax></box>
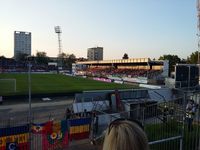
<box><xmin>32</xmin><ymin>121</ymin><xmax>52</xmax><ymax>134</ymax></box>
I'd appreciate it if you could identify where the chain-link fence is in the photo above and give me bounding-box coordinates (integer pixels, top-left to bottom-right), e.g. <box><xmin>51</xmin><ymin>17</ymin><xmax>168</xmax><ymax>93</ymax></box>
<box><xmin>91</xmin><ymin>93</ymin><xmax>200</xmax><ymax>150</ymax></box>
<box><xmin>0</xmin><ymin>92</ymin><xmax>200</xmax><ymax>150</ymax></box>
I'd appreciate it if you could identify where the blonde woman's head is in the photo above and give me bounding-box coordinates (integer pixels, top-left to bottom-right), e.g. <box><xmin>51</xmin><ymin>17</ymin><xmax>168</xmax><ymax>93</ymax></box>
<box><xmin>102</xmin><ymin>119</ymin><xmax>149</xmax><ymax>150</ymax></box>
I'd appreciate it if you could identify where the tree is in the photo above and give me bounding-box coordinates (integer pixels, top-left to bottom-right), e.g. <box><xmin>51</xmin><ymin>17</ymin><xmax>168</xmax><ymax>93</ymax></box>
<box><xmin>122</xmin><ymin>53</ymin><xmax>129</xmax><ymax>59</ymax></box>
<box><xmin>0</xmin><ymin>55</ymin><xmax>5</xmax><ymax>58</ymax></box>
<box><xmin>58</xmin><ymin>52</ymin><xmax>67</xmax><ymax>59</ymax></box>
<box><xmin>66</xmin><ymin>54</ymin><xmax>76</xmax><ymax>69</ymax></box>
<box><xmin>68</xmin><ymin>54</ymin><xmax>76</xmax><ymax>60</ymax></box>
<box><xmin>159</xmin><ymin>54</ymin><xmax>181</xmax><ymax>73</ymax></box>
<box><xmin>16</xmin><ymin>53</ymin><xmax>29</xmax><ymax>62</ymax></box>
<box><xmin>58</xmin><ymin>52</ymin><xmax>76</xmax><ymax>69</ymax></box>
<box><xmin>57</xmin><ymin>52</ymin><xmax>67</xmax><ymax>68</ymax></box>
<box><xmin>35</xmin><ymin>51</ymin><xmax>49</xmax><ymax>65</ymax></box>
<box><xmin>187</xmin><ymin>51</ymin><xmax>199</xmax><ymax>64</ymax></box>
<box><xmin>76</xmin><ymin>57</ymin><xmax>88</xmax><ymax>61</ymax></box>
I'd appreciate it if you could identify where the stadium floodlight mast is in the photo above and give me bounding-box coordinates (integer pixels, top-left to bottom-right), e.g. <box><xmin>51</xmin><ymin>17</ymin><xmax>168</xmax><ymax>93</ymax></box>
<box><xmin>54</xmin><ymin>26</ymin><xmax>63</xmax><ymax>71</ymax></box>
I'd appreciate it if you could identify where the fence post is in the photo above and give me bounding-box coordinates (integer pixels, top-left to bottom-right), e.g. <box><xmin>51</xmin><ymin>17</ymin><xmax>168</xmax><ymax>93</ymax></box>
<box><xmin>195</xmin><ymin>93</ymin><xmax>200</xmax><ymax>149</ymax></box>
<box><xmin>179</xmin><ymin>137</ymin><xmax>183</xmax><ymax>150</ymax></box>
<box><xmin>142</xmin><ymin>106</ymin><xmax>145</xmax><ymax>127</ymax></box>
<box><xmin>49</xmin><ymin>113</ymin><xmax>52</xmax><ymax>121</ymax></box>
<box><xmin>90</xmin><ymin>112</ymin><xmax>94</xmax><ymax>144</ymax></box>
<box><xmin>180</xmin><ymin>91</ymin><xmax>186</xmax><ymax>150</ymax></box>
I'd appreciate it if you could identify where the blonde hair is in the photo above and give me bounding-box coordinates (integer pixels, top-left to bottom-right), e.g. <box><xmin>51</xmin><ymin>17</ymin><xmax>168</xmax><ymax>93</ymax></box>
<box><xmin>102</xmin><ymin>120</ymin><xmax>149</xmax><ymax>150</ymax></box>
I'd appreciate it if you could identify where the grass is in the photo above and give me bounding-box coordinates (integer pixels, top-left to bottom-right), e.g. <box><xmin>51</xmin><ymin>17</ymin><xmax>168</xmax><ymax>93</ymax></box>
<box><xmin>146</xmin><ymin>120</ymin><xmax>181</xmax><ymax>142</ymax></box>
<box><xmin>146</xmin><ymin>120</ymin><xmax>200</xmax><ymax>150</ymax></box>
<box><xmin>0</xmin><ymin>73</ymin><xmax>137</xmax><ymax>96</ymax></box>
<box><xmin>146</xmin><ymin>120</ymin><xmax>181</xmax><ymax>150</ymax></box>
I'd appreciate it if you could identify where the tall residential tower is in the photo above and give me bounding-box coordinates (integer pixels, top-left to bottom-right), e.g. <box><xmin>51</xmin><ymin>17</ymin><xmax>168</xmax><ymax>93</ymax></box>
<box><xmin>87</xmin><ymin>47</ymin><xmax>103</xmax><ymax>61</ymax></box>
<box><xmin>14</xmin><ymin>31</ymin><xmax>31</xmax><ymax>59</ymax></box>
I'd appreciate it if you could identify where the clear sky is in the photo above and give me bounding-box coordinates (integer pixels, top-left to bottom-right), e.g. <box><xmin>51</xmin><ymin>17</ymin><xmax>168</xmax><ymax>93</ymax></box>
<box><xmin>0</xmin><ymin>0</ymin><xmax>198</xmax><ymax>60</ymax></box>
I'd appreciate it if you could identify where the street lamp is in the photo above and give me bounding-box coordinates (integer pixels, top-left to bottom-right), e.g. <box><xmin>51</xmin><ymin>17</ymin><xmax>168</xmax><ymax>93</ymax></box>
<box><xmin>27</xmin><ymin>56</ymin><xmax>33</xmax><ymax>122</ymax></box>
<box><xmin>27</xmin><ymin>55</ymin><xmax>33</xmax><ymax>149</ymax></box>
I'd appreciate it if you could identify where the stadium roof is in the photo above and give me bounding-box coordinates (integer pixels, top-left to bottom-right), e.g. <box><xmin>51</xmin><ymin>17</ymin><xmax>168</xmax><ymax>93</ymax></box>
<box><xmin>76</xmin><ymin>58</ymin><xmax>164</xmax><ymax>66</ymax></box>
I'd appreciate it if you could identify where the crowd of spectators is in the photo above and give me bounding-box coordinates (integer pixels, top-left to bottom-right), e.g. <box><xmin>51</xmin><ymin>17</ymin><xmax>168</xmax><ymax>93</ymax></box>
<box><xmin>82</xmin><ymin>67</ymin><xmax>162</xmax><ymax>79</ymax></box>
<box><xmin>65</xmin><ymin>108</ymin><xmax>98</xmax><ymax>119</ymax></box>
<box><xmin>0</xmin><ymin>57</ymin><xmax>57</xmax><ymax>72</ymax></box>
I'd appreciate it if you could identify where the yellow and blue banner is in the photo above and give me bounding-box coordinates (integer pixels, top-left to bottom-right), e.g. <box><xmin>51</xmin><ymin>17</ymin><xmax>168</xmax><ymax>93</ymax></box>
<box><xmin>0</xmin><ymin>125</ymin><xmax>29</xmax><ymax>150</ymax></box>
<box><xmin>68</xmin><ymin>117</ymin><xmax>91</xmax><ymax>141</ymax></box>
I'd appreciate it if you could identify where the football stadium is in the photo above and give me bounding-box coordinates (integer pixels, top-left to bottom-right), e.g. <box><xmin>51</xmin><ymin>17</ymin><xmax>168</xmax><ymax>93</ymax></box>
<box><xmin>0</xmin><ymin>57</ymin><xmax>168</xmax><ymax>96</ymax></box>
<box><xmin>1</xmin><ymin>56</ymin><xmax>200</xmax><ymax>150</ymax></box>
<box><xmin>1</xmin><ymin>1</ymin><xmax>200</xmax><ymax>149</ymax></box>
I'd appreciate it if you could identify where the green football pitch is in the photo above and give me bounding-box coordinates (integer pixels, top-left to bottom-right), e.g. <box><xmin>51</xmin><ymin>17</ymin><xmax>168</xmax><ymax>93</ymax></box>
<box><xmin>0</xmin><ymin>73</ymin><xmax>137</xmax><ymax>96</ymax></box>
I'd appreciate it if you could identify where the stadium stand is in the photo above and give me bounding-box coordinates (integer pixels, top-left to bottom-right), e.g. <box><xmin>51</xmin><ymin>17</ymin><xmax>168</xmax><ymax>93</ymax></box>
<box><xmin>74</xmin><ymin>58</ymin><xmax>168</xmax><ymax>84</ymax></box>
<box><xmin>84</xmin><ymin>67</ymin><xmax>163</xmax><ymax>79</ymax></box>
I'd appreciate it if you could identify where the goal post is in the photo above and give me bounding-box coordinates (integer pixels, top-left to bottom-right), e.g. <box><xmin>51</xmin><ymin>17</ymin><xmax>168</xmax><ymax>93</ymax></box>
<box><xmin>0</xmin><ymin>79</ymin><xmax>16</xmax><ymax>93</ymax></box>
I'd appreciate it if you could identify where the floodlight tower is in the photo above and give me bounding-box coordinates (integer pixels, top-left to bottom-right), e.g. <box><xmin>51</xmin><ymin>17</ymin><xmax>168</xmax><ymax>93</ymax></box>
<box><xmin>197</xmin><ymin>0</ymin><xmax>200</xmax><ymax>64</ymax></box>
<box><xmin>54</xmin><ymin>26</ymin><xmax>63</xmax><ymax>70</ymax></box>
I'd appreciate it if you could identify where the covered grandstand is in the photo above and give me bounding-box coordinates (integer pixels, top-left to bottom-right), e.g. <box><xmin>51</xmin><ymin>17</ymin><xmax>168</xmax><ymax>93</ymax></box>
<box><xmin>73</xmin><ymin>58</ymin><xmax>169</xmax><ymax>85</ymax></box>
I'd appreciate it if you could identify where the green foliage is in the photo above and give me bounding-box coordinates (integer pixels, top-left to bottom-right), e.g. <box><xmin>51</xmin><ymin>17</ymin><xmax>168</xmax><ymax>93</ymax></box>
<box><xmin>66</xmin><ymin>54</ymin><xmax>76</xmax><ymax>69</ymax></box>
<box><xmin>122</xmin><ymin>53</ymin><xmax>129</xmax><ymax>59</ymax></box>
<box><xmin>150</xmin><ymin>140</ymin><xmax>180</xmax><ymax>150</ymax></box>
<box><xmin>146</xmin><ymin>120</ymin><xmax>181</xmax><ymax>142</ymax></box>
<box><xmin>0</xmin><ymin>73</ymin><xmax>135</xmax><ymax>96</ymax></box>
<box><xmin>16</xmin><ymin>53</ymin><xmax>29</xmax><ymax>62</ymax></box>
<box><xmin>0</xmin><ymin>56</ymin><xmax>6</xmax><ymax>59</ymax></box>
<box><xmin>158</xmin><ymin>54</ymin><xmax>181</xmax><ymax>73</ymax></box>
<box><xmin>146</xmin><ymin>121</ymin><xmax>200</xmax><ymax>150</ymax></box>
<box><xmin>183</xmin><ymin>124</ymin><xmax>200</xmax><ymax>150</ymax></box>
<box><xmin>35</xmin><ymin>51</ymin><xmax>49</xmax><ymax>65</ymax></box>
<box><xmin>58</xmin><ymin>53</ymin><xmax>76</xmax><ymax>69</ymax></box>
<box><xmin>187</xmin><ymin>51</ymin><xmax>199</xmax><ymax>64</ymax></box>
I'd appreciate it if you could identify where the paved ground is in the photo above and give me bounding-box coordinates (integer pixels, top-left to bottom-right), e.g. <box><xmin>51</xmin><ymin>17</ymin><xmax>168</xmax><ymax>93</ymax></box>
<box><xmin>0</xmin><ymin>96</ymin><xmax>74</xmax><ymax>121</ymax></box>
<box><xmin>67</xmin><ymin>139</ymin><xmax>102</xmax><ymax>150</ymax></box>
